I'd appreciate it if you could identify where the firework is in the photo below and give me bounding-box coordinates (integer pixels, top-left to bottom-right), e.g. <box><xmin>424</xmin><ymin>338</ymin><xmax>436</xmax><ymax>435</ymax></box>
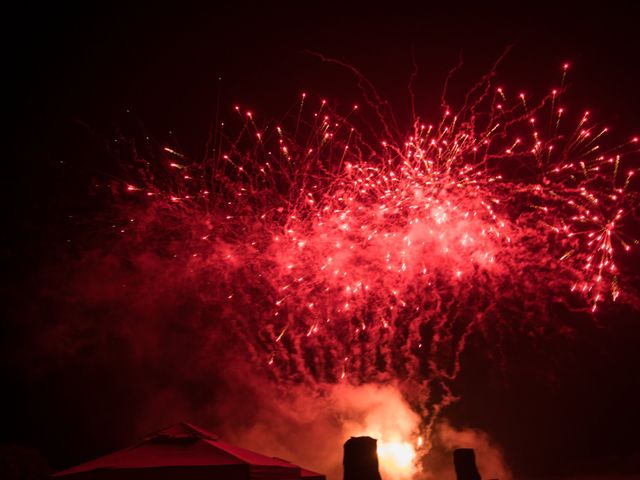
<box><xmin>113</xmin><ymin>63</ymin><xmax>638</xmax><ymax>449</ymax></box>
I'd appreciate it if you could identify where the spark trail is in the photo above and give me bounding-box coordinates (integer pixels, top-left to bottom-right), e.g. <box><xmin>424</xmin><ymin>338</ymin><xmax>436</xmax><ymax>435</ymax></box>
<box><xmin>113</xmin><ymin>63</ymin><xmax>638</xmax><ymax>452</ymax></box>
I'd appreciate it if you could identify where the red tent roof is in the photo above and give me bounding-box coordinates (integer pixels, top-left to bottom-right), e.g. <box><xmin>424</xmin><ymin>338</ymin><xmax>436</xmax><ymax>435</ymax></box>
<box><xmin>54</xmin><ymin>423</ymin><xmax>325</xmax><ymax>480</ymax></box>
<box><xmin>272</xmin><ymin>457</ymin><xmax>326</xmax><ymax>480</ymax></box>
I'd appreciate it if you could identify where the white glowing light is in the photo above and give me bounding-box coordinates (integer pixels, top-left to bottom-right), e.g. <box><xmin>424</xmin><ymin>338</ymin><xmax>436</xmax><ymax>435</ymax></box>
<box><xmin>378</xmin><ymin>441</ymin><xmax>416</xmax><ymax>477</ymax></box>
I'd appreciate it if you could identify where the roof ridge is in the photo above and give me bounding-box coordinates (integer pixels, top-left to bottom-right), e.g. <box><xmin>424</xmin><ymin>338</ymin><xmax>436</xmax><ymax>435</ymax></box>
<box><xmin>144</xmin><ymin>422</ymin><xmax>220</xmax><ymax>443</ymax></box>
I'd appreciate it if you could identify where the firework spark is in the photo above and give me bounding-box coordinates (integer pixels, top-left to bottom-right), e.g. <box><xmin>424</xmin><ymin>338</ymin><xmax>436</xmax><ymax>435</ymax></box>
<box><xmin>112</xmin><ymin>63</ymin><xmax>638</xmax><ymax>454</ymax></box>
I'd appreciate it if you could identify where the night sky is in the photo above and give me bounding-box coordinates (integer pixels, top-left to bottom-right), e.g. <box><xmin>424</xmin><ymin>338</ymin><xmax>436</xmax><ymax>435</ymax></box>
<box><xmin>4</xmin><ymin>4</ymin><xmax>640</xmax><ymax>480</ymax></box>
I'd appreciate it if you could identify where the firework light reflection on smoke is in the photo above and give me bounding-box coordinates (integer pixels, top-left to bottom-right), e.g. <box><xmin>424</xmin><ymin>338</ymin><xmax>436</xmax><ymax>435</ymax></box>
<box><xmin>113</xmin><ymin>61</ymin><xmax>638</xmax><ymax>470</ymax></box>
<box><xmin>377</xmin><ymin>441</ymin><xmax>417</xmax><ymax>477</ymax></box>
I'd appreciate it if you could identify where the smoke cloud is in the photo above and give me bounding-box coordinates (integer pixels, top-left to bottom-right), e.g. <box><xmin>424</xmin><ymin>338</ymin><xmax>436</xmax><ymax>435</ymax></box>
<box><xmin>219</xmin><ymin>382</ymin><xmax>421</xmax><ymax>480</ymax></box>
<box><xmin>422</xmin><ymin>421</ymin><xmax>512</xmax><ymax>480</ymax></box>
<box><xmin>7</xmin><ymin>238</ymin><xmax>512</xmax><ymax>479</ymax></box>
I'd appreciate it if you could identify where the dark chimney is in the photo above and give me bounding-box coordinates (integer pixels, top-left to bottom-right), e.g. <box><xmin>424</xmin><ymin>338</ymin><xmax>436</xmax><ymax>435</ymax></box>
<box><xmin>453</xmin><ymin>448</ymin><xmax>481</xmax><ymax>480</ymax></box>
<box><xmin>343</xmin><ymin>436</ymin><xmax>382</xmax><ymax>480</ymax></box>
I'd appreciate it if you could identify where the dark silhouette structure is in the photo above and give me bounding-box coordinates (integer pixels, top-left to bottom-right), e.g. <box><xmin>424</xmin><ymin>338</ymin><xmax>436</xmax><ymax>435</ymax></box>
<box><xmin>343</xmin><ymin>437</ymin><xmax>382</xmax><ymax>480</ymax></box>
<box><xmin>453</xmin><ymin>448</ymin><xmax>481</xmax><ymax>480</ymax></box>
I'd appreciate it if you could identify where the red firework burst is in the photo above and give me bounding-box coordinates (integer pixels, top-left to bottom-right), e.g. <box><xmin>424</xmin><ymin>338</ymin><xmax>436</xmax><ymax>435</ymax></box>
<box><xmin>113</xmin><ymin>62</ymin><xmax>638</xmax><ymax>439</ymax></box>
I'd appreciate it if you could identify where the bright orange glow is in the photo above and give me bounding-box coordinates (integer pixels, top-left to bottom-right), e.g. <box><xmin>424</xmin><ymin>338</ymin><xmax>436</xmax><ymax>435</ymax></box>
<box><xmin>377</xmin><ymin>440</ymin><xmax>417</xmax><ymax>478</ymax></box>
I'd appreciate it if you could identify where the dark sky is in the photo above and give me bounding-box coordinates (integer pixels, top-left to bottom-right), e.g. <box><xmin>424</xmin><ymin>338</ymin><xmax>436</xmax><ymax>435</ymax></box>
<box><xmin>4</xmin><ymin>3</ymin><xmax>640</xmax><ymax>480</ymax></box>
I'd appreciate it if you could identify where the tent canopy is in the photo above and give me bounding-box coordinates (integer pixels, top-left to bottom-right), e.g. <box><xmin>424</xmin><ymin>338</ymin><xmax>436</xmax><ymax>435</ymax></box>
<box><xmin>54</xmin><ymin>422</ymin><xmax>325</xmax><ymax>480</ymax></box>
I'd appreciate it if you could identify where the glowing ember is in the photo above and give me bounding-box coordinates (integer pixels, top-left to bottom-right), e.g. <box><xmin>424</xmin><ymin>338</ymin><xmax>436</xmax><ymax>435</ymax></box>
<box><xmin>111</xmin><ymin>62</ymin><xmax>638</xmax><ymax>448</ymax></box>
